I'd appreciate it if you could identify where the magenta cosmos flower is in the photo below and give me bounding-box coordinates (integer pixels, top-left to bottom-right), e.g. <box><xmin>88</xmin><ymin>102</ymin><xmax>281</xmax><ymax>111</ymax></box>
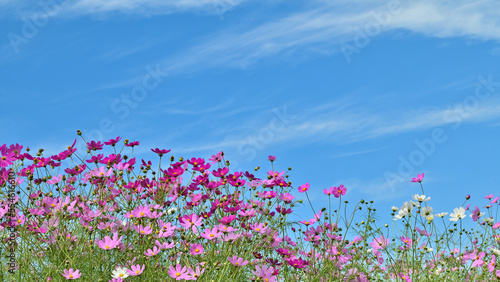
<box><xmin>104</xmin><ymin>136</ymin><xmax>122</xmax><ymax>146</ymax></box>
<box><xmin>298</xmin><ymin>183</ymin><xmax>310</xmax><ymax>193</ymax></box>
<box><xmin>62</xmin><ymin>268</ymin><xmax>81</xmax><ymax>279</ymax></box>
<box><xmin>151</xmin><ymin>148</ymin><xmax>171</xmax><ymax>157</ymax></box>
<box><xmin>86</xmin><ymin>140</ymin><xmax>104</xmax><ymax>151</ymax></box>
<box><xmin>411</xmin><ymin>173</ymin><xmax>424</xmax><ymax>183</ymax></box>
<box><xmin>268</xmin><ymin>155</ymin><xmax>276</xmax><ymax>162</ymax></box>
<box><xmin>332</xmin><ymin>185</ymin><xmax>346</xmax><ymax>198</ymax></box>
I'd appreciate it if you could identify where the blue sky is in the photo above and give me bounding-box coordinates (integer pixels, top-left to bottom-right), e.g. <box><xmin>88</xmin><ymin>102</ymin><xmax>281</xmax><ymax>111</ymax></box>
<box><xmin>1</xmin><ymin>0</ymin><xmax>500</xmax><ymax>238</ymax></box>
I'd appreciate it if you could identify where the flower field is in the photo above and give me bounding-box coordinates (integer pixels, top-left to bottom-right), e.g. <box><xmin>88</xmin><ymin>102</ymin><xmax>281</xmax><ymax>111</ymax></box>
<box><xmin>0</xmin><ymin>133</ymin><xmax>499</xmax><ymax>281</ymax></box>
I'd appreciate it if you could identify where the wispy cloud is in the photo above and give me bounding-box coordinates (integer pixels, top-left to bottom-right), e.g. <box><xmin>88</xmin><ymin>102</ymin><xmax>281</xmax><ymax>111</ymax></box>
<box><xmin>162</xmin><ymin>94</ymin><xmax>500</xmax><ymax>154</ymax></box>
<box><xmin>150</xmin><ymin>0</ymin><xmax>500</xmax><ymax>74</ymax></box>
<box><xmin>59</xmin><ymin>0</ymin><xmax>246</xmax><ymax>17</ymax></box>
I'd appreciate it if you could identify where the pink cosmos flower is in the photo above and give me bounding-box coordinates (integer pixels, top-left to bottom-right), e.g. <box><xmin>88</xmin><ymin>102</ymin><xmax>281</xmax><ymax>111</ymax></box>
<box><xmin>209</xmin><ymin>151</ymin><xmax>223</xmax><ymax>164</ymax></box>
<box><xmin>268</xmin><ymin>155</ymin><xmax>276</xmax><ymax>162</ymax></box>
<box><xmin>298</xmin><ymin>183</ymin><xmax>310</xmax><ymax>193</ymax></box>
<box><xmin>62</xmin><ymin>268</ymin><xmax>81</xmax><ymax>279</ymax></box>
<box><xmin>228</xmin><ymin>255</ymin><xmax>249</xmax><ymax>266</ymax></box>
<box><xmin>126</xmin><ymin>264</ymin><xmax>145</xmax><ymax>276</ymax></box>
<box><xmin>323</xmin><ymin>187</ymin><xmax>335</xmax><ymax>196</ymax></box>
<box><xmin>471</xmin><ymin>206</ymin><xmax>483</xmax><ymax>221</ymax></box>
<box><xmin>488</xmin><ymin>255</ymin><xmax>496</xmax><ymax>272</ymax></box>
<box><xmin>410</xmin><ymin>173</ymin><xmax>424</xmax><ymax>183</ymax></box>
<box><xmin>399</xmin><ymin>236</ymin><xmax>413</xmax><ymax>249</ymax></box>
<box><xmin>0</xmin><ymin>146</ymin><xmax>16</xmax><ymax>168</ymax></box>
<box><xmin>168</xmin><ymin>264</ymin><xmax>188</xmax><ymax>280</ymax></box>
<box><xmin>132</xmin><ymin>205</ymin><xmax>151</xmax><ymax>218</ymax></box>
<box><xmin>279</xmin><ymin>193</ymin><xmax>295</xmax><ymax>203</ymax></box>
<box><xmin>190</xmin><ymin>243</ymin><xmax>204</xmax><ymax>255</ymax></box>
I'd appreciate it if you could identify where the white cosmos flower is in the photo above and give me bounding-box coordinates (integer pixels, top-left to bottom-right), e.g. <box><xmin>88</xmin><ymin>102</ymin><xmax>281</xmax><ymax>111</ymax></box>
<box><xmin>449</xmin><ymin>207</ymin><xmax>466</xmax><ymax>222</ymax></box>
<box><xmin>490</xmin><ymin>247</ymin><xmax>500</xmax><ymax>256</ymax></box>
<box><xmin>413</xmin><ymin>194</ymin><xmax>431</xmax><ymax>202</ymax></box>
<box><xmin>483</xmin><ymin>217</ymin><xmax>494</xmax><ymax>223</ymax></box>
<box><xmin>435</xmin><ymin>212</ymin><xmax>448</xmax><ymax>218</ymax></box>
<box><xmin>112</xmin><ymin>267</ymin><xmax>130</xmax><ymax>279</ymax></box>
<box><xmin>394</xmin><ymin>202</ymin><xmax>413</xmax><ymax>220</ymax></box>
<box><xmin>420</xmin><ymin>206</ymin><xmax>433</xmax><ymax>217</ymax></box>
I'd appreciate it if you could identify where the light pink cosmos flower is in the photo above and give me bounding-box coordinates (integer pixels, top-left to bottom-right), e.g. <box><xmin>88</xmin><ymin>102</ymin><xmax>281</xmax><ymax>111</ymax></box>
<box><xmin>168</xmin><ymin>264</ymin><xmax>188</xmax><ymax>280</ymax></box>
<box><xmin>144</xmin><ymin>246</ymin><xmax>161</xmax><ymax>257</ymax></box>
<box><xmin>96</xmin><ymin>232</ymin><xmax>122</xmax><ymax>250</ymax></box>
<box><xmin>185</xmin><ymin>266</ymin><xmax>205</xmax><ymax>280</ymax></box>
<box><xmin>47</xmin><ymin>175</ymin><xmax>63</xmax><ymax>185</ymax></box>
<box><xmin>410</xmin><ymin>173</ymin><xmax>424</xmax><ymax>183</ymax></box>
<box><xmin>471</xmin><ymin>251</ymin><xmax>486</xmax><ymax>267</ymax></box>
<box><xmin>249</xmin><ymin>223</ymin><xmax>268</xmax><ymax>234</ymax></box>
<box><xmin>200</xmin><ymin>227</ymin><xmax>222</xmax><ymax>240</ymax></box>
<box><xmin>62</xmin><ymin>268</ymin><xmax>81</xmax><ymax>279</ymax></box>
<box><xmin>126</xmin><ymin>264</ymin><xmax>145</xmax><ymax>276</ymax></box>
<box><xmin>179</xmin><ymin>213</ymin><xmax>203</xmax><ymax>234</ymax></box>
<box><xmin>155</xmin><ymin>240</ymin><xmax>175</xmax><ymax>249</ymax></box>
<box><xmin>90</xmin><ymin>166</ymin><xmax>113</xmax><ymax>178</ymax></box>
<box><xmin>228</xmin><ymin>256</ymin><xmax>249</xmax><ymax>266</ymax></box>
<box><xmin>251</xmin><ymin>264</ymin><xmax>276</xmax><ymax>281</ymax></box>
<box><xmin>135</xmin><ymin>224</ymin><xmax>152</xmax><ymax>235</ymax></box>
<box><xmin>370</xmin><ymin>235</ymin><xmax>390</xmax><ymax>251</ymax></box>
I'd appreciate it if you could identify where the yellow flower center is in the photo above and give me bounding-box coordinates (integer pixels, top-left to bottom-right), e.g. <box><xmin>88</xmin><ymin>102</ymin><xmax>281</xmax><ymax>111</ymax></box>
<box><xmin>176</xmin><ymin>272</ymin><xmax>181</xmax><ymax>277</ymax></box>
